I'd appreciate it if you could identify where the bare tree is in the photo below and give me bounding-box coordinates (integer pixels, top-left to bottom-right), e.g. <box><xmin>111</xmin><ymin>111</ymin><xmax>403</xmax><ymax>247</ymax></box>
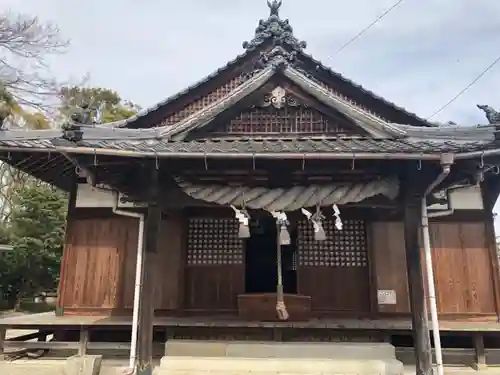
<box><xmin>0</xmin><ymin>11</ymin><xmax>69</xmax><ymax>113</ymax></box>
<box><xmin>0</xmin><ymin>11</ymin><xmax>70</xmax><ymax>219</ymax></box>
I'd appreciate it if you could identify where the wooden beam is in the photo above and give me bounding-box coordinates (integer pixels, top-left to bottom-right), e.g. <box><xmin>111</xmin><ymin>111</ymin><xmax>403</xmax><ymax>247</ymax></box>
<box><xmin>136</xmin><ymin>166</ymin><xmax>161</xmax><ymax>375</ymax></box>
<box><xmin>4</xmin><ymin>341</ymin><xmax>132</xmax><ymax>350</ymax></box>
<box><xmin>403</xmin><ymin>201</ymin><xmax>433</xmax><ymax>375</ymax></box>
<box><xmin>6</xmin><ymin>331</ymin><xmax>52</xmax><ymax>342</ymax></box>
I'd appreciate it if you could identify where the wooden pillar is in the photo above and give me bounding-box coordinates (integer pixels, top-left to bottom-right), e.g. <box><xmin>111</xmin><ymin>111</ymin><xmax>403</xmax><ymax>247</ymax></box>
<box><xmin>481</xmin><ymin>180</ymin><xmax>500</xmax><ymax>320</ymax></box>
<box><xmin>136</xmin><ymin>167</ymin><xmax>161</xmax><ymax>375</ymax></box>
<box><xmin>403</xmin><ymin>201</ymin><xmax>433</xmax><ymax>375</ymax></box>
<box><xmin>472</xmin><ymin>333</ymin><xmax>487</xmax><ymax>370</ymax></box>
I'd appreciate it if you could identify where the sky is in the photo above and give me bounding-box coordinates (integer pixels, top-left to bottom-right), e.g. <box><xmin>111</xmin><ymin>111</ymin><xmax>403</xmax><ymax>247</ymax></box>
<box><xmin>3</xmin><ymin>0</ymin><xmax>500</xmax><ymax>230</ymax></box>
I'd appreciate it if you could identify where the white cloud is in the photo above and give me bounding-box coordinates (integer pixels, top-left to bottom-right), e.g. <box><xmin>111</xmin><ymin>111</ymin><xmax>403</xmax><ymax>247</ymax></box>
<box><xmin>3</xmin><ymin>0</ymin><xmax>500</xmax><ymax>232</ymax></box>
<box><xmin>4</xmin><ymin>0</ymin><xmax>498</xmax><ymax>121</ymax></box>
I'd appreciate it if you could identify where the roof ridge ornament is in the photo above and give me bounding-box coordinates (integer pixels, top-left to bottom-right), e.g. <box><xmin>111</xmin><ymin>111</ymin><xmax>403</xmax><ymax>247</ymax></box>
<box><xmin>242</xmin><ymin>1</ymin><xmax>306</xmax><ymax>52</ymax></box>
<box><xmin>241</xmin><ymin>45</ymin><xmax>296</xmax><ymax>80</ymax></box>
<box><xmin>268</xmin><ymin>0</ymin><xmax>282</xmax><ymax>17</ymax></box>
<box><xmin>61</xmin><ymin>102</ymin><xmax>93</xmax><ymax>142</ymax></box>
<box><xmin>477</xmin><ymin>104</ymin><xmax>500</xmax><ymax>124</ymax></box>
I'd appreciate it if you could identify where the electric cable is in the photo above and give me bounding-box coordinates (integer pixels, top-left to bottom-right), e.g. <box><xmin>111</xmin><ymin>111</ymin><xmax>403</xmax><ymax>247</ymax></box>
<box><xmin>335</xmin><ymin>0</ymin><xmax>406</xmax><ymax>55</ymax></box>
<box><xmin>427</xmin><ymin>54</ymin><xmax>500</xmax><ymax>120</ymax></box>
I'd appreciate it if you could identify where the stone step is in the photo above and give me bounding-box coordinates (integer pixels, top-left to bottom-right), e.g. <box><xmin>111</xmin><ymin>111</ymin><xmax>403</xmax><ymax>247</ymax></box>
<box><xmin>159</xmin><ymin>340</ymin><xmax>405</xmax><ymax>375</ymax></box>
<box><xmin>158</xmin><ymin>356</ymin><xmax>404</xmax><ymax>375</ymax></box>
<box><xmin>165</xmin><ymin>340</ymin><xmax>398</xmax><ymax>359</ymax></box>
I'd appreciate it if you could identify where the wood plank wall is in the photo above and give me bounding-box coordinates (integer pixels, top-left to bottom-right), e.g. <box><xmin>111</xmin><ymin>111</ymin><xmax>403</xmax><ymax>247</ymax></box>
<box><xmin>58</xmin><ymin>212</ymin><xmax>186</xmax><ymax>315</ymax></box>
<box><xmin>58</xmin><ymin>211</ymin><xmax>499</xmax><ymax>319</ymax></box>
<box><xmin>184</xmin><ymin>266</ymin><xmax>244</xmax><ymax>312</ymax></box>
<box><xmin>371</xmin><ymin>221</ymin><xmax>498</xmax><ymax>318</ymax></box>
<box><xmin>58</xmin><ymin>216</ymin><xmax>138</xmax><ymax>314</ymax></box>
<box><xmin>370</xmin><ymin>222</ymin><xmax>410</xmax><ymax>314</ymax></box>
<box><xmin>424</xmin><ymin>222</ymin><xmax>496</xmax><ymax>317</ymax></box>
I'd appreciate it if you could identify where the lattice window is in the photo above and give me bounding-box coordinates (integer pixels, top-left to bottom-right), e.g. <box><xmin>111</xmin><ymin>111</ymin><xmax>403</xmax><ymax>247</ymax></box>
<box><xmin>292</xmin><ymin>252</ymin><xmax>297</xmax><ymax>271</ymax></box>
<box><xmin>220</xmin><ymin>107</ymin><xmax>354</xmax><ymax>134</ymax></box>
<box><xmin>298</xmin><ymin>219</ymin><xmax>367</xmax><ymax>267</ymax></box>
<box><xmin>160</xmin><ymin>77</ymin><xmax>243</xmax><ymax>127</ymax></box>
<box><xmin>187</xmin><ymin>218</ymin><xmax>244</xmax><ymax>265</ymax></box>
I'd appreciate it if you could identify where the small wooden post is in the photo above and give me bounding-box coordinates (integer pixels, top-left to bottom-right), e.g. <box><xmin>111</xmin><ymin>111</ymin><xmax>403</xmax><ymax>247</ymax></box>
<box><xmin>472</xmin><ymin>333</ymin><xmax>487</xmax><ymax>371</ymax></box>
<box><xmin>0</xmin><ymin>326</ymin><xmax>6</xmax><ymax>361</ymax></box>
<box><xmin>272</xmin><ymin>328</ymin><xmax>283</xmax><ymax>341</ymax></box>
<box><xmin>136</xmin><ymin>167</ymin><xmax>161</xmax><ymax>375</ymax></box>
<box><xmin>403</xmin><ymin>201</ymin><xmax>433</xmax><ymax>375</ymax></box>
<box><xmin>78</xmin><ymin>327</ymin><xmax>89</xmax><ymax>356</ymax></box>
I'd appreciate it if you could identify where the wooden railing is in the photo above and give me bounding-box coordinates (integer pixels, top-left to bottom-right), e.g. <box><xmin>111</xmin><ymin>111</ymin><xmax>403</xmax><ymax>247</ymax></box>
<box><xmin>0</xmin><ymin>327</ymin><xmax>131</xmax><ymax>359</ymax></box>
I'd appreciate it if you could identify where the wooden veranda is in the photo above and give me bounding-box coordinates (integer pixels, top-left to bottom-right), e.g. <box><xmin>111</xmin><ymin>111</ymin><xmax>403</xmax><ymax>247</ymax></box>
<box><xmin>0</xmin><ymin>312</ymin><xmax>500</xmax><ymax>369</ymax></box>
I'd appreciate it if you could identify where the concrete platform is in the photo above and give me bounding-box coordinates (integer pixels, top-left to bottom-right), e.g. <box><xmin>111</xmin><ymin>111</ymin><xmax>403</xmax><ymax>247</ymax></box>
<box><xmin>158</xmin><ymin>340</ymin><xmax>404</xmax><ymax>375</ymax></box>
<box><xmin>0</xmin><ymin>358</ymin><xmax>499</xmax><ymax>375</ymax></box>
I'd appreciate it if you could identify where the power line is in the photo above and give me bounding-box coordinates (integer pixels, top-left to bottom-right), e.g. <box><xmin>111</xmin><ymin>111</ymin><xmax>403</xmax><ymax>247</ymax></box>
<box><xmin>335</xmin><ymin>0</ymin><xmax>406</xmax><ymax>55</ymax></box>
<box><xmin>427</xmin><ymin>54</ymin><xmax>500</xmax><ymax>120</ymax></box>
<box><xmin>329</xmin><ymin>0</ymin><xmax>500</xmax><ymax>122</ymax></box>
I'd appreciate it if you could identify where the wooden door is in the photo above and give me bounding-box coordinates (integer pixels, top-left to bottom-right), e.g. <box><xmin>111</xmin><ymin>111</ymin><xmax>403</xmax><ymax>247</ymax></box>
<box><xmin>297</xmin><ymin>219</ymin><xmax>371</xmax><ymax>315</ymax></box>
<box><xmin>184</xmin><ymin>217</ymin><xmax>245</xmax><ymax>313</ymax></box>
<box><xmin>424</xmin><ymin>222</ymin><xmax>496</xmax><ymax>315</ymax></box>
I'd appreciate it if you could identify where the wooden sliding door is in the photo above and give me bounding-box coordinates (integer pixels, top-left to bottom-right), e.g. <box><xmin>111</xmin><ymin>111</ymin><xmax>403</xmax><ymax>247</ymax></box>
<box><xmin>297</xmin><ymin>219</ymin><xmax>371</xmax><ymax>316</ymax></box>
<box><xmin>184</xmin><ymin>217</ymin><xmax>244</xmax><ymax>313</ymax></box>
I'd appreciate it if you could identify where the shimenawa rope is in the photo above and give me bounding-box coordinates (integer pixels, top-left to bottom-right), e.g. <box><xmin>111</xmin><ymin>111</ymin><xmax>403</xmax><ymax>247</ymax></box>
<box><xmin>175</xmin><ymin>176</ymin><xmax>399</xmax><ymax>321</ymax></box>
<box><xmin>174</xmin><ymin>177</ymin><xmax>399</xmax><ymax>210</ymax></box>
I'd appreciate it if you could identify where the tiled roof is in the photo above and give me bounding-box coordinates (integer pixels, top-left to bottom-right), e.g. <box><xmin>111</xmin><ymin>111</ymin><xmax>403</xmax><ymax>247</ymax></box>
<box><xmin>0</xmin><ymin>138</ymin><xmax>57</xmax><ymax>149</ymax></box>
<box><xmin>0</xmin><ymin>126</ymin><xmax>497</xmax><ymax>157</ymax></box>
<box><xmin>75</xmin><ymin>137</ymin><xmax>496</xmax><ymax>155</ymax></box>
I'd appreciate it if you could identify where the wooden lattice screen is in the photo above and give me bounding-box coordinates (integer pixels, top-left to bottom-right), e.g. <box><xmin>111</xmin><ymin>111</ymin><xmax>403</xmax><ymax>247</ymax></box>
<box><xmin>186</xmin><ymin>217</ymin><xmax>244</xmax><ymax>266</ymax></box>
<box><xmin>219</xmin><ymin>107</ymin><xmax>354</xmax><ymax>135</ymax></box>
<box><xmin>160</xmin><ymin>77</ymin><xmax>243</xmax><ymax>127</ymax></box>
<box><xmin>297</xmin><ymin>219</ymin><xmax>368</xmax><ymax>267</ymax></box>
<box><xmin>154</xmin><ymin>69</ymin><xmax>389</xmax><ymax>129</ymax></box>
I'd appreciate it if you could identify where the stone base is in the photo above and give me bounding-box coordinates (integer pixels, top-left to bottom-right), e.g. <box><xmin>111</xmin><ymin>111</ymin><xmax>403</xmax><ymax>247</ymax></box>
<box><xmin>64</xmin><ymin>355</ymin><xmax>102</xmax><ymax>375</ymax></box>
<box><xmin>0</xmin><ymin>361</ymin><xmax>65</xmax><ymax>375</ymax></box>
<box><xmin>158</xmin><ymin>340</ymin><xmax>404</xmax><ymax>375</ymax></box>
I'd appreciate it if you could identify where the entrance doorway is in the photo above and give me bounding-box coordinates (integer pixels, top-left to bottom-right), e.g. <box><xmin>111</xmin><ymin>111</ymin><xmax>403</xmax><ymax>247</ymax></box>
<box><xmin>244</xmin><ymin>213</ymin><xmax>297</xmax><ymax>294</ymax></box>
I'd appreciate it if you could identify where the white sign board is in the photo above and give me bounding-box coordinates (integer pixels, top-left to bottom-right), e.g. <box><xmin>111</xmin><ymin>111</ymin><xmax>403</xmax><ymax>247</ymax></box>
<box><xmin>377</xmin><ymin>290</ymin><xmax>397</xmax><ymax>305</ymax></box>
